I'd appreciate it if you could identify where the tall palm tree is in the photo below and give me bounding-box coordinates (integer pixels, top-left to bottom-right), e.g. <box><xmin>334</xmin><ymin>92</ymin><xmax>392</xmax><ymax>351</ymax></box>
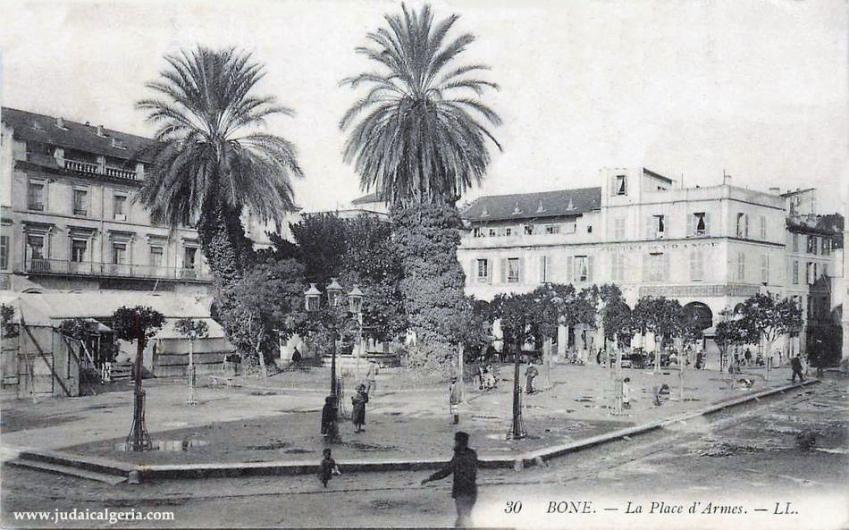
<box><xmin>137</xmin><ymin>46</ymin><xmax>303</xmax><ymax>290</ymax></box>
<box><xmin>340</xmin><ymin>3</ymin><xmax>501</xmax><ymax>207</ymax></box>
<box><xmin>341</xmin><ymin>4</ymin><xmax>501</xmax><ymax>353</ymax></box>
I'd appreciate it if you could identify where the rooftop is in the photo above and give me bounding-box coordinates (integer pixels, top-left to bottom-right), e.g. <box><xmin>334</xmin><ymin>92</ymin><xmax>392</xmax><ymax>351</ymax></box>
<box><xmin>461</xmin><ymin>187</ymin><xmax>602</xmax><ymax>222</ymax></box>
<box><xmin>351</xmin><ymin>192</ymin><xmax>384</xmax><ymax>205</ymax></box>
<box><xmin>1</xmin><ymin>107</ymin><xmax>154</xmax><ymax>163</ymax></box>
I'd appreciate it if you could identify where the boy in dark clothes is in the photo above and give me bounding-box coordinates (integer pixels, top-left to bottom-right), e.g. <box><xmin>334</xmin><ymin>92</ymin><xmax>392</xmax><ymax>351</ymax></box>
<box><xmin>320</xmin><ymin>396</ymin><xmax>339</xmax><ymax>442</ymax></box>
<box><xmin>319</xmin><ymin>448</ymin><xmax>341</xmax><ymax>487</ymax></box>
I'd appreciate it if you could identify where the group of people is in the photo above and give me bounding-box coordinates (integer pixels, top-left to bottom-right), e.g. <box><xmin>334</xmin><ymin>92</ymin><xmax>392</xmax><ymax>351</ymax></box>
<box><xmin>320</xmin><ymin>381</ymin><xmax>371</xmax><ymax>442</ymax></box>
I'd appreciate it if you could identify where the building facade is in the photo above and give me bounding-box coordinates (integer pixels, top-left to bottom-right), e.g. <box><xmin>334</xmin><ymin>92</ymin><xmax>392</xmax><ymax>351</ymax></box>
<box><xmin>459</xmin><ymin>168</ymin><xmax>838</xmax><ymax>356</ymax></box>
<box><xmin>1</xmin><ymin>108</ymin><xmax>213</xmax><ymax>294</ymax></box>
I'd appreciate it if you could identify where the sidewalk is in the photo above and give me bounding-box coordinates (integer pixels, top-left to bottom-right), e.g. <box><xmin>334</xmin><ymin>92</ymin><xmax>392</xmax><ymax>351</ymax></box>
<box><xmin>1</xmin><ymin>363</ymin><xmax>806</xmax><ymax>468</ymax></box>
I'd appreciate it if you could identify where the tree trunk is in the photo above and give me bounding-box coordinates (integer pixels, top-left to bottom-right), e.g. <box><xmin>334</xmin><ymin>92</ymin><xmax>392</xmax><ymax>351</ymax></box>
<box><xmin>198</xmin><ymin>200</ymin><xmax>256</xmax><ymax>293</ymax></box>
<box><xmin>392</xmin><ymin>202</ymin><xmax>469</xmax><ymax>357</ymax></box>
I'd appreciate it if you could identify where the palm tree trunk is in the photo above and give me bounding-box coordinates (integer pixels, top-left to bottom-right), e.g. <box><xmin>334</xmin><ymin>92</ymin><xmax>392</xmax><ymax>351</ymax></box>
<box><xmin>392</xmin><ymin>202</ymin><xmax>469</xmax><ymax>356</ymax></box>
<box><xmin>198</xmin><ymin>200</ymin><xmax>256</xmax><ymax>292</ymax></box>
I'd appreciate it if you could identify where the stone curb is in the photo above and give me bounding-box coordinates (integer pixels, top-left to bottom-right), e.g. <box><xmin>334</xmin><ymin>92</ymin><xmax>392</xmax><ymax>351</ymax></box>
<box><xmin>7</xmin><ymin>379</ymin><xmax>819</xmax><ymax>481</ymax></box>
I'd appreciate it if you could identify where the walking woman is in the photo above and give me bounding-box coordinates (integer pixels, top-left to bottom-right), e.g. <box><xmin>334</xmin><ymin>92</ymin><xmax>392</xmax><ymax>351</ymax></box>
<box><xmin>351</xmin><ymin>384</ymin><xmax>369</xmax><ymax>433</ymax></box>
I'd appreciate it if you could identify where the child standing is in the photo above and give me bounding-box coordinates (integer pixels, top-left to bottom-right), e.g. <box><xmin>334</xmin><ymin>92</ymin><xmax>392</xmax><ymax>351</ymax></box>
<box><xmin>319</xmin><ymin>448</ymin><xmax>341</xmax><ymax>488</ymax></box>
<box><xmin>622</xmin><ymin>377</ymin><xmax>632</xmax><ymax>409</ymax></box>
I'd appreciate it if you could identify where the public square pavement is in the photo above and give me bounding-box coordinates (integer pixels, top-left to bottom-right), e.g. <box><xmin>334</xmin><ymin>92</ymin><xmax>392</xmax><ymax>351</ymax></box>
<box><xmin>1</xmin><ymin>376</ymin><xmax>845</xmax><ymax>529</ymax></box>
<box><xmin>0</xmin><ymin>362</ymin><xmax>806</xmax><ymax>466</ymax></box>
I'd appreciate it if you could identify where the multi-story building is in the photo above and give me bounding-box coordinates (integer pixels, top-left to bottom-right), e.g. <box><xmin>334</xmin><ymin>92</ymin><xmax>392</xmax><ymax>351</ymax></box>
<box><xmin>459</xmin><ymin>168</ymin><xmax>838</xmax><ymax>356</ymax></box>
<box><xmin>0</xmin><ymin>107</ymin><xmax>213</xmax><ymax>294</ymax></box>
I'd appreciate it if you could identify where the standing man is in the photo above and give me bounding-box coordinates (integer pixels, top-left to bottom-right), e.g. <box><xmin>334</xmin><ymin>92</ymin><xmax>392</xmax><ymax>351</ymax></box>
<box><xmin>791</xmin><ymin>354</ymin><xmax>805</xmax><ymax>383</ymax></box>
<box><xmin>366</xmin><ymin>361</ymin><xmax>378</xmax><ymax>395</ymax></box>
<box><xmin>421</xmin><ymin>431</ymin><xmax>478</xmax><ymax>528</ymax></box>
<box><xmin>449</xmin><ymin>377</ymin><xmax>462</xmax><ymax>424</ymax></box>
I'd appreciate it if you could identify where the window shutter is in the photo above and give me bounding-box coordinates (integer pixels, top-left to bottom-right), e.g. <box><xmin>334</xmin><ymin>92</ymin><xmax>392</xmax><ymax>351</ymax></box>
<box><xmin>538</xmin><ymin>255</ymin><xmax>546</xmax><ymax>283</ymax></box>
<box><xmin>744</xmin><ymin>215</ymin><xmax>749</xmax><ymax>238</ymax></box>
<box><xmin>587</xmin><ymin>256</ymin><xmax>594</xmax><ymax>283</ymax></box>
<box><xmin>469</xmin><ymin>259</ymin><xmax>476</xmax><ymax>284</ymax></box>
<box><xmin>500</xmin><ymin>258</ymin><xmax>507</xmax><ymax>284</ymax></box>
<box><xmin>687</xmin><ymin>214</ymin><xmax>695</xmax><ymax>237</ymax></box>
<box><xmin>703</xmin><ymin>213</ymin><xmax>711</xmax><ymax>236</ymax></box>
<box><xmin>566</xmin><ymin>256</ymin><xmax>574</xmax><ymax>283</ymax></box>
<box><xmin>518</xmin><ymin>257</ymin><xmax>524</xmax><ymax>284</ymax></box>
<box><xmin>645</xmin><ymin>217</ymin><xmax>653</xmax><ymax>239</ymax></box>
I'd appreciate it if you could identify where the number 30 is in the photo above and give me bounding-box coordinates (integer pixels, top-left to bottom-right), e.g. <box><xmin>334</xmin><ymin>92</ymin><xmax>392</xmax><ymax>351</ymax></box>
<box><xmin>504</xmin><ymin>501</ymin><xmax>523</xmax><ymax>514</ymax></box>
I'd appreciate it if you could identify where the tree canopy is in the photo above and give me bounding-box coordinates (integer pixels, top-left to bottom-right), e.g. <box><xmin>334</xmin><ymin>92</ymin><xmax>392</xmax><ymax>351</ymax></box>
<box><xmin>340</xmin><ymin>3</ymin><xmax>501</xmax><ymax>206</ymax></box>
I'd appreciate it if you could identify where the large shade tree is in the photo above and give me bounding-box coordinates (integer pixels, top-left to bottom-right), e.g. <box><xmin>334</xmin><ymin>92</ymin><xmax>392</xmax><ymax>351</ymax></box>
<box><xmin>340</xmin><ymin>4</ymin><xmax>501</xmax><ymax>353</ymax></box>
<box><xmin>136</xmin><ymin>47</ymin><xmax>303</xmax><ymax>358</ymax></box>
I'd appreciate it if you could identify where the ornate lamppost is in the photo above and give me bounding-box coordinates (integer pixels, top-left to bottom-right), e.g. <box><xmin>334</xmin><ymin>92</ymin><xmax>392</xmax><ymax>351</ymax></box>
<box><xmin>305</xmin><ymin>279</ymin><xmax>365</xmax><ymax>417</ymax></box>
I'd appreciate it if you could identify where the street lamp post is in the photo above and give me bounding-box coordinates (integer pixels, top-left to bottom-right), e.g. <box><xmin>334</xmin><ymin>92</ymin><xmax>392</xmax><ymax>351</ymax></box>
<box><xmin>305</xmin><ymin>280</ymin><xmax>364</xmax><ymax>424</ymax></box>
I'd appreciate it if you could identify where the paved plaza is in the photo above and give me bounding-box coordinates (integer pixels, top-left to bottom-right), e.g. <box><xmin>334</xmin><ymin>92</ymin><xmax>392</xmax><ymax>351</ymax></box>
<box><xmin>0</xmin><ymin>362</ymin><xmax>805</xmax><ymax>466</ymax></box>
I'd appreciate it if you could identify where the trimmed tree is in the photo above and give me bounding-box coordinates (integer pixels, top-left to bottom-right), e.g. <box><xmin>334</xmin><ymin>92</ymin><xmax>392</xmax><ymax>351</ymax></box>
<box><xmin>174</xmin><ymin>318</ymin><xmax>209</xmax><ymax>404</ymax></box>
<box><xmin>111</xmin><ymin>306</ymin><xmax>165</xmax><ymax>451</ymax></box>
<box><xmin>738</xmin><ymin>293</ymin><xmax>803</xmax><ymax>361</ymax></box>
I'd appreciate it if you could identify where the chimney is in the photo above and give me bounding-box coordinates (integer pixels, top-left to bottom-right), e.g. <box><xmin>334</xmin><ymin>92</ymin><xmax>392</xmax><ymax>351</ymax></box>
<box><xmin>96</xmin><ymin>125</ymin><xmax>104</xmax><ymax>137</ymax></box>
<box><xmin>56</xmin><ymin>117</ymin><xmax>64</xmax><ymax>128</ymax></box>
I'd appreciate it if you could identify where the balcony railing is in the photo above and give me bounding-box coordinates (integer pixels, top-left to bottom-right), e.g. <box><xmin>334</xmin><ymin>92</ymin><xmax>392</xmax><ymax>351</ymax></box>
<box><xmin>63</xmin><ymin>159</ymin><xmax>138</xmax><ymax>181</ymax></box>
<box><xmin>24</xmin><ymin>258</ymin><xmax>210</xmax><ymax>281</ymax></box>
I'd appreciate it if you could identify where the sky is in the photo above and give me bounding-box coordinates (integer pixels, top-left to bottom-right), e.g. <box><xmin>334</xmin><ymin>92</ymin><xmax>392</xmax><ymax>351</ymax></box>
<box><xmin>1</xmin><ymin>0</ymin><xmax>847</xmax><ymax>214</ymax></box>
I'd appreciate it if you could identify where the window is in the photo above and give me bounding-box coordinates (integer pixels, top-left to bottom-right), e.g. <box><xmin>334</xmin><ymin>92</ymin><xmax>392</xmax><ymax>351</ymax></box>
<box><xmin>652</xmin><ymin>215</ymin><xmax>665</xmax><ymax>238</ymax></box>
<box><xmin>792</xmin><ymin>261</ymin><xmax>799</xmax><ymax>285</ymax></box>
<box><xmin>539</xmin><ymin>255</ymin><xmax>551</xmax><ymax>283</ymax></box>
<box><xmin>792</xmin><ymin>233</ymin><xmax>799</xmax><ymax>253</ymax></box>
<box><xmin>760</xmin><ymin>254</ymin><xmax>769</xmax><ymax>284</ymax></box>
<box><xmin>27</xmin><ymin>181</ymin><xmax>45</xmax><ymax>211</ymax></box>
<box><xmin>611</xmin><ymin>253</ymin><xmax>624</xmax><ymax>282</ymax></box>
<box><xmin>27</xmin><ymin>235</ymin><xmax>45</xmax><ymax>259</ymax></box>
<box><xmin>503</xmin><ymin>227</ymin><xmax>513</xmax><ymax>237</ymax></box>
<box><xmin>564</xmin><ymin>222</ymin><xmax>576</xmax><ymax>234</ymax></box>
<box><xmin>546</xmin><ymin>224</ymin><xmax>561</xmax><ymax>235</ymax></box>
<box><xmin>0</xmin><ymin>235</ymin><xmax>8</xmax><ymax>270</ymax></box>
<box><xmin>73</xmin><ymin>189</ymin><xmax>88</xmax><ymax>216</ymax></box>
<box><xmin>736</xmin><ymin>252</ymin><xmax>745</xmax><ymax>281</ymax></box>
<box><xmin>689</xmin><ymin>249</ymin><xmax>704</xmax><ymax>281</ymax></box>
<box><xmin>71</xmin><ymin>240</ymin><xmax>87</xmax><ymax>262</ymax></box>
<box><xmin>822</xmin><ymin>238</ymin><xmax>831</xmax><ymax>256</ymax></box>
<box><xmin>736</xmin><ymin>213</ymin><xmax>749</xmax><ymax>238</ymax></box>
<box><xmin>488</xmin><ymin>228</ymin><xmax>497</xmax><ymax>237</ymax></box>
<box><xmin>112</xmin><ymin>242</ymin><xmax>127</xmax><ymax>265</ymax></box>
<box><xmin>476</xmin><ymin>258</ymin><xmax>489</xmax><ymax>282</ymax></box>
<box><xmin>690</xmin><ymin>212</ymin><xmax>708</xmax><ymax>236</ymax></box>
<box><xmin>184</xmin><ymin>247</ymin><xmax>197</xmax><ymax>269</ymax></box>
<box><xmin>645</xmin><ymin>253</ymin><xmax>667</xmax><ymax>282</ymax></box>
<box><xmin>759</xmin><ymin>215</ymin><xmax>767</xmax><ymax>240</ymax></box>
<box><xmin>473</xmin><ymin>227</ymin><xmax>483</xmax><ymax>238</ymax></box>
<box><xmin>806</xmin><ymin>262</ymin><xmax>815</xmax><ymax>285</ymax></box>
<box><xmin>574</xmin><ymin>256</ymin><xmax>589</xmax><ymax>282</ymax></box>
<box><xmin>807</xmin><ymin>236</ymin><xmax>818</xmax><ymax>254</ymax></box>
<box><xmin>613</xmin><ymin>218</ymin><xmax>625</xmax><ymax>240</ymax></box>
<box><xmin>523</xmin><ymin>224</ymin><xmax>534</xmax><ymax>236</ymax></box>
<box><xmin>113</xmin><ymin>194</ymin><xmax>127</xmax><ymax>219</ymax></box>
<box><xmin>615</xmin><ymin>175</ymin><xmax>627</xmax><ymax>195</ymax></box>
<box><xmin>507</xmin><ymin>258</ymin><xmax>520</xmax><ymax>283</ymax></box>
<box><xmin>149</xmin><ymin>246</ymin><xmax>164</xmax><ymax>267</ymax></box>
<box><xmin>587</xmin><ymin>225</ymin><xmax>593</xmax><ymax>234</ymax></box>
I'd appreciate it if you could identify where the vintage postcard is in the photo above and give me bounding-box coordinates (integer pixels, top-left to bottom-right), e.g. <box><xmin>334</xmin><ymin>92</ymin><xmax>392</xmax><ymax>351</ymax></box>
<box><xmin>0</xmin><ymin>0</ymin><xmax>847</xmax><ymax>528</ymax></box>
